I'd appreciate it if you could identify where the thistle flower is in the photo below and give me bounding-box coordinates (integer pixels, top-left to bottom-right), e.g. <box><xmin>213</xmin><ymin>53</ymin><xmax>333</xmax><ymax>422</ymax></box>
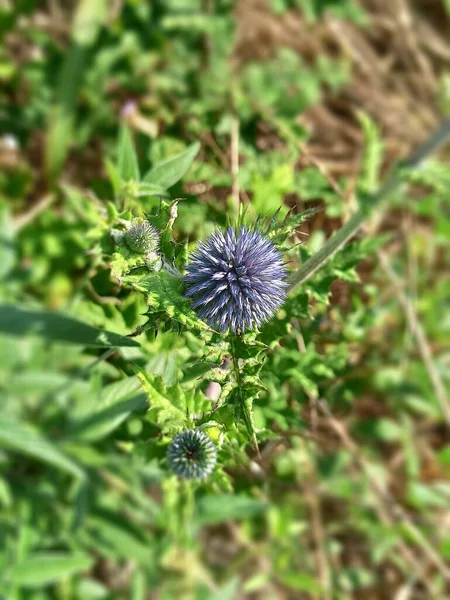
<box><xmin>184</xmin><ymin>226</ymin><xmax>287</xmax><ymax>332</ymax></box>
<box><xmin>125</xmin><ymin>220</ymin><xmax>159</xmax><ymax>254</ymax></box>
<box><xmin>167</xmin><ymin>429</ymin><xmax>217</xmax><ymax>480</ymax></box>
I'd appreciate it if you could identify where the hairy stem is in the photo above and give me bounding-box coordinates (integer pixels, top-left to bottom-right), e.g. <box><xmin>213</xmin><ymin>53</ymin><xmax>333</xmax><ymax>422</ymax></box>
<box><xmin>229</xmin><ymin>334</ymin><xmax>260</xmax><ymax>454</ymax></box>
<box><xmin>180</xmin><ymin>480</ymin><xmax>195</xmax><ymax>548</ymax></box>
<box><xmin>288</xmin><ymin>119</ymin><xmax>450</xmax><ymax>294</ymax></box>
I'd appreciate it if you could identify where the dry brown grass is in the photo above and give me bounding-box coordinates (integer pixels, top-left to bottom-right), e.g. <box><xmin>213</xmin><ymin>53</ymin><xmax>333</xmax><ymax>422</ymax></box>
<box><xmin>228</xmin><ymin>2</ymin><xmax>450</xmax><ymax>598</ymax></box>
<box><xmin>234</xmin><ymin>0</ymin><xmax>449</xmax><ymax>177</ymax></box>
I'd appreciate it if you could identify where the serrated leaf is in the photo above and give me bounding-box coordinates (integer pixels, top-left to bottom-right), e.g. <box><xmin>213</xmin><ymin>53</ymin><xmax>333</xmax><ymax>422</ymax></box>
<box><xmin>230</xmin><ymin>335</ymin><xmax>267</xmax><ymax>360</ymax></box>
<box><xmin>137</xmin><ymin>371</ymin><xmax>210</xmax><ymax>431</ymax></box>
<box><xmin>110</xmin><ymin>249</ymin><xmax>156</xmax><ymax>283</ymax></box>
<box><xmin>128</xmin><ymin>270</ymin><xmax>213</xmax><ymax>335</ymax></box>
<box><xmin>263</xmin><ymin>207</ymin><xmax>319</xmax><ymax>246</ymax></box>
<box><xmin>137</xmin><ymin>371</ymin><xmax>186</xmax><ymax>430</ymax></box>
<box><xmin>228</xmin><ymin>386</ymin><xmax>259</xmax><ymax>448</ymax></box>
<box><xmin>0</xmin><ymin>305</ymin><xmax>139</xmax><ymax>347</ymax></box>
<box><xmin>118</xmin><ymin>123</ymin><xmax>140</xmax><ymax>182</ymax></box>
<box><xmin>144</xmin><ymin>199</ymin><xmax>181</xmax><ymax>263</ymax></box>
<box><xmin>143</xmin><ymin>142</ymin><xmax>200</xmax><ymax>190</ymax></box>
<box><xmin>9</xmin><ymin>553</ymin><xmax>94</xmax><ymax>587</ymax></box>
<box><xmin>182</xmin><ymin>361</ymin><xmax>218</xmax><ymax>382</ymax></box>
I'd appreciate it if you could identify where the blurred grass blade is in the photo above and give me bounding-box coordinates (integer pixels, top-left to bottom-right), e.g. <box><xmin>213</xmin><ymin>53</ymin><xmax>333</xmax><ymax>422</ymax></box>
<box><xmin>0</xmin><ymin>305</ymin><xmax>140</xmax><ymax>347</ymax></box>
<box><xmin>131</xmin><ymin>569</ymin><xmax>147</xmax><ymax>600</ymax></box>
<box><xmin>137</xmin><ymin>182</ymin><xmax>168</xmax><ymax>197</ymax></box>
<box><xmin>71</xmin><ymin>480</ymin><xmax>89</xmax><ymax>533</ymax></box>
<box><xmin>196</xmin><ymin>495</ymin><xmax>267</xmax><ymax>525</ymax></box>
<box><xmin>209</xmin><ymin>578</ymin><xmax>241</xmax><ymax>600</ymax></box>
<box><xmin>357</xmin><ymin>111</ymin><xmax>384</xmax><ymax>193</ymax></box>
<box><xmin>105</xmin><ymin>158</ymin><xmax>122</xmax><ymax>196</ymax></box>
<box><xmin>143</xmin><ymin>142</ymin><xmax>200</xmax><ymax>189</ymax></box>
<box><xmin>10</xmin><ymin>553</ymin><xmax>93</xmax><ymax>587</ymax></box>
<box><xmin>0</xmin><ymin>418</ymin><xmax>83</xmax><ymax>479</ymax></box>
<box><xmin>70</xmin><ymin>377</ymin><xmax>144</xmax><ymax>441</ymax></box>
<box><xmin>46</xmin><ymin>0</ymin><xmax>107</xmax><ymax>180</ymax></box>
<box><xmin>118</xmin><ymin>123</ymin><xmax>140</xmax><ymax>182</ymax></box>
<box><xmin>72</xmin><ymin>379</ymin><xmax>147</xmax><ymax>441</ymax></box>
<box><xmin>0</xmin><ymin>206</ymin><xmax>15</xmax><ymax>280</ymax></box>
<box><xmin>71</xmin><ymin>394</ymin><xmax>146</xmax><ymax>441</ymax></box>
<box><xmin>88</xmin><ymin>515</ymin><xmax>152</xmax><ymax>562</ymax></box>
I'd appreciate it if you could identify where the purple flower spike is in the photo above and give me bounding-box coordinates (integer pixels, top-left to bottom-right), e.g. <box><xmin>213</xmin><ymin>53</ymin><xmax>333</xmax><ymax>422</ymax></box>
<box><xmin>184</xmin><ymin>226</ymin><xmax>288</xmax><ymax>333</ymax></box>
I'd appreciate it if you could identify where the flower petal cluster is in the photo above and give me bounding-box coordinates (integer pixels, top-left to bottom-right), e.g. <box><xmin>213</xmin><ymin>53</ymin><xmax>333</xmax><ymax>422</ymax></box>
<box><xmin>125</xmin><ymin>220</ymin><xmax>159</xmax><ymax>254</ymax></box>
<box><xmin>167</xmin><ymin>429</ymin><xmax>217</xmax><ymax>480</ymax></box>
<box><xmin>184</xmin><ymin>226</ymin><xmax>287</xmax><ymax>332</ymax></box>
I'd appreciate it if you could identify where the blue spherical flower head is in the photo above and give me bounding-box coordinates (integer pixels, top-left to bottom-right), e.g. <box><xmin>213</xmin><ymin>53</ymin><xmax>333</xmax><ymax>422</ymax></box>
<box><xmin>184</xmin><ymin>226</ymin><xmax>288</xmax><ymax>332</ymax></box>
<box><xmin>167</xmin><ymin>429</ymin><xmax>217</xmax><ymax>480</ymax></box>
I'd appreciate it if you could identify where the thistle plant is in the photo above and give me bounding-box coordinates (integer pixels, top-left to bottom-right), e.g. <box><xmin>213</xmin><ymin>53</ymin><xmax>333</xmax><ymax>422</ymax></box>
<box><xmin>106</xmin><ymin>120</ymin><xmax>450</xmax><ymax>480</ymax></box>
<box><xmin>184</xmin><ymin>226</ymin><xmax>288</xmax><ymax>333</ymax></box>
<box><xmin>167</xmin><ymin>429</ymin><xmax>217</xmax><ymax>480</ymax></box>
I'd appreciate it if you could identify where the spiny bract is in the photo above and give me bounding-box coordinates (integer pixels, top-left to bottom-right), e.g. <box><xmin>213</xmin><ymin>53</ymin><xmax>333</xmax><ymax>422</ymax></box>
<box><xmin>125</xmin><ymin>219</ymin><xmax>159</xmax><ymax>254</ymax></box>
<box><xmin>167</xmin><ymin>429</ymin><xmax>217</xmax><ymax>480</ymax></box>
<box><xmin>184</xmin><ymin>226</ymin><xmax>287</xmax><ymax>332</ymax></box>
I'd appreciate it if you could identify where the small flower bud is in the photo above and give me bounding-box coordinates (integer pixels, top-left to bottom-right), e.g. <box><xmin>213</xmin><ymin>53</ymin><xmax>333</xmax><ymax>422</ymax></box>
<box><xmin>167</xmin><ymin>429</ymin><xmax>217</xmax><ymax>480</ymax></box>
<box><xmin>125</xmin><ymin>219</ymin><xmax>159</xmax><ymax>254</ymax></box>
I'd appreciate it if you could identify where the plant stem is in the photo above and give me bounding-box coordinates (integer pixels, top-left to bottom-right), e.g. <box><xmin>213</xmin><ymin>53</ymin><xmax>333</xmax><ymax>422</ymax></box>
<box><xmin>229</xmin><ymin>334</ymin><xmax>260</xmax><ymax>454</ymax></box>
<box><xmin>288</xmin><ymin>119</ymin><xmax>450</xmax><ymax>294</ymax></box>
<box><xmin>229</xmin><ymin>334</ymin><xmax>242</xmax><ymax>387</ymax></box>
<box><xmin>180</xmin><ymin>480</ymin><xmax>195</xmax><ymax>548</ymax></box>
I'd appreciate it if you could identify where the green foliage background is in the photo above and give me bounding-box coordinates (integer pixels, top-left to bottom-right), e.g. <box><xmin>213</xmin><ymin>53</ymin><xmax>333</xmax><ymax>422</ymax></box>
<box><xmin>1</xmin><ymin>0</ymin><xmax>450</xmax><ymax>598</ymax></box>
